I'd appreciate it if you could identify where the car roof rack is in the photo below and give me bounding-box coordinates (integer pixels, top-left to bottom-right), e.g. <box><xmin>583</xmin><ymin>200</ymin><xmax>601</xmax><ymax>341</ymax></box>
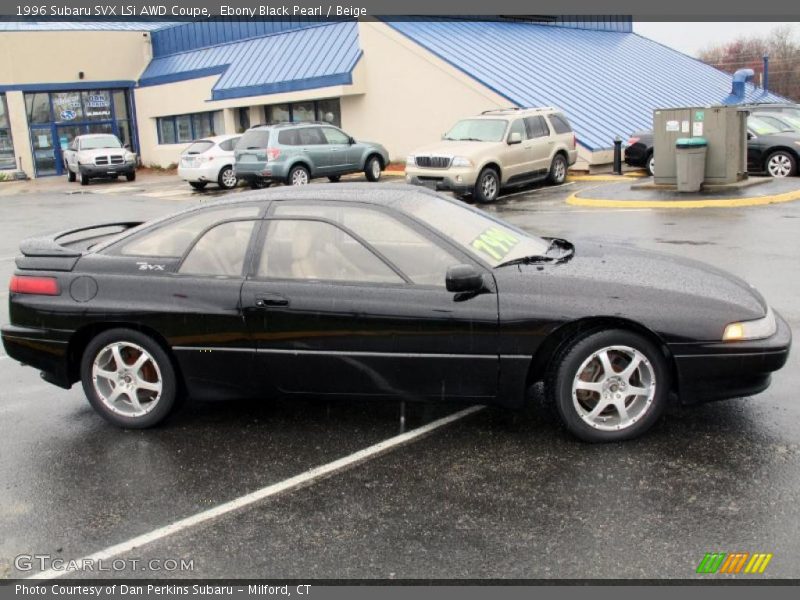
<box><xmin>250</xmin><ymin>121</ymin><xmax>336</xmax><ymax>129</ymax></box>
<box><xmin>481</xmin><ymin>106</ymin><xmax>555</xmax><ymax>115</ymax></box>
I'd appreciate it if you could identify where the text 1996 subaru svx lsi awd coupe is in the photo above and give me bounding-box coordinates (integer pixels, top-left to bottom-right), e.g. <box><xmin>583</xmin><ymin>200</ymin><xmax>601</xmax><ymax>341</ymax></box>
<box><xmin>1</xmin><ymin>185</ymin><xmax>791</xmax><ymax>441</ymax></box>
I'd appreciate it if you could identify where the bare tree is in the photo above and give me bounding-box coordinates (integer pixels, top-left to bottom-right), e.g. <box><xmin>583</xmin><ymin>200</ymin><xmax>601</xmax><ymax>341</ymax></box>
<box><xmin>698</xmin><ymin>26</ymin><xmax>800</xmax><ymax>101</ymax></box>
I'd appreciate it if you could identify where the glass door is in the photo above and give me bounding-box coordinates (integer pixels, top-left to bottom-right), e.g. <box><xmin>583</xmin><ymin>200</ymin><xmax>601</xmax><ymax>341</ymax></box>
<box><xmin>30</xmin><ymin>126</ymin><xmax>57</xmax><ymax>176</ymax></box>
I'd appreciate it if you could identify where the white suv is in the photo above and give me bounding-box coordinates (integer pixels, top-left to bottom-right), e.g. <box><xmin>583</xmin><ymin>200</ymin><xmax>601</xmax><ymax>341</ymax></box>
<box><xmin>406</xmin><ymin>107</ymin><xmax>578</xmax><ymax>203</ymax></box>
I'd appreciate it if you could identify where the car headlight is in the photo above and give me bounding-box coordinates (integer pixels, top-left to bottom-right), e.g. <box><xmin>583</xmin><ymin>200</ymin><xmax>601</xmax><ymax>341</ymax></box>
<box><xmin>451</xmin><ymin>156</ymin><xmax>473</xmax><ymax>168</ymax></box>
<box><xmin>722</xmin><ymin>306</ymin><xmax>777</xmax><ymax>341</ymax></box>
<box><xmin>125</xmin><ymin>153</ymin><xmax>137</xmax><ymax>163</ymax></box>
<box><xmin>406</xmin><ymin>155</ymin><xmax>416</xmax><ymax>166</ymax></box>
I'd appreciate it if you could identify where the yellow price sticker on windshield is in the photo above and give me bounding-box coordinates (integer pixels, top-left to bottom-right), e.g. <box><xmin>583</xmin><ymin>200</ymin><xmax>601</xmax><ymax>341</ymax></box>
<box><xmin>471</xmin><ymin>227</ymin><xmax>519</xmax><ymax>261</ymax></box>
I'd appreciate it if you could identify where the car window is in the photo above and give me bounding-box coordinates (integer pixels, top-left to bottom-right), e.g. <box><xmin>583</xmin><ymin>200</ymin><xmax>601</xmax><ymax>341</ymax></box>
<box><xmin>184</xmin><ymin>140</ymin><xmax>214</xmax><ymax>155</ymax></box>
<box><xmin>525</xmin><ymin>116</ymin><xmax>550</xmax><ymax>139</ymax></box>
<box><xmin>218</xmin><ymin>137</ymin><xmax>240</xmax><ymax>152</ymax></box>
<box><xmin>238</xmin><ymin>129</ymin><xmax>270</xmax><ymax>149</ymax></box>
<box><xmin>278</xmin><ymin>129</ymin><xmax>300</xmax><ymax>146</ymax></box>
<box><xmin>507</xmin><ymin>119</ymin><xmax>527</xmax><ymax>141</ymax></box>
<box><xmin>321</xmin><ymin>127</ymin><xmax>350</xmax><ymax>145</ymax></box>
<box><xmin>748</xmin><ymin>116</ymin><xmax>782</xmax><ymax>136</ymax></box>
<box><xmin>179</xmin><ymin>220</ymin><xmax>256</xmax><ymax>277</ymax></box>
<box><xmin>444</xmin><ymin>119</ymin><xmax>507</xmax><ymax>142</ymax></box>
<box><xmin>257</xmin><ymin>219</ymin><xmax>403</xmax><ymax>284</ymax></box>
<box><xmin>120</xmin><ymin>206</ymin><xmax>260</xmax><ymax>257</ymax></box>
<box><xmin>548</xmin><ymin>113</ymin><xmax>573</xmax><ymax>134</ymax></box>
<box><xmin>297</xmin><ymin>127</ymin><xmax>326</xmax><ymax>145</ymax></box>
<box><xmin>79</xmin><ymin>135</ymin><xmax>122</xmax><ymax>150</ymax></box>
<box><xmin>273</xmin><ymin>204</ymin><xmax>461</xmax><ymax>286</ymax></box>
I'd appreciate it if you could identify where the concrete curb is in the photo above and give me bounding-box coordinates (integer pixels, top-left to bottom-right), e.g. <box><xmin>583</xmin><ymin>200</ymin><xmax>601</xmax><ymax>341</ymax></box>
<box><xmin>566</xmin><ymin>185</ymin><xmax>800</xmax><ymax>209</ymax></box>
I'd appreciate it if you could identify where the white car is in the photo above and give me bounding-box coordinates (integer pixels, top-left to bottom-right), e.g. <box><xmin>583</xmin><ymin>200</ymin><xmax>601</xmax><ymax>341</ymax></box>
<box><xmin>63</xmin><ymin>134</ymin><xmax>137</xmax><ymax>186</ymax></box>
<box><xmin>178</xmin><ymin>135</ymin><xmax>241</xmax><ymax>190</ymax></box>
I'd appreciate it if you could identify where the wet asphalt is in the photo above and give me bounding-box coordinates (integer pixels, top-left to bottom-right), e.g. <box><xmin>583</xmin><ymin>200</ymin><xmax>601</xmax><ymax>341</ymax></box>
<box><xmin>0</xmin><ymin>175</ymin><xmax>798</xmax><ymax>580</ymax></box>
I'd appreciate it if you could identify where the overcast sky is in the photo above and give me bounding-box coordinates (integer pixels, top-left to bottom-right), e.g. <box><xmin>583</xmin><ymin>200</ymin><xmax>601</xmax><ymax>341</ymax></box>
<box><xmin>633</xmin><ymin>22</ymin><xmax>798</xmax><ymax>56</ymax></box>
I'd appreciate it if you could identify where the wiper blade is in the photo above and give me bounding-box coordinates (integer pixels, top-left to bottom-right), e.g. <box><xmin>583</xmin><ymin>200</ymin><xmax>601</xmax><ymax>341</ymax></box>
<box><xmin>495</xmin><ymin>238</ymin><xmax>575</xmax><ymax>268</ymax></box>
<box><xmin>496</xmin><ymin>255</ymin><xmax>554</xmax><ymax>268</ymax></box>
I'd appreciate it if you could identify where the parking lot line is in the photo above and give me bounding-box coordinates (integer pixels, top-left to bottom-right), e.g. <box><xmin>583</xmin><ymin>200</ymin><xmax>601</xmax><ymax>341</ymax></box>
<box><xmin>26</xmin><ymin>404</ymin><xmax>485</xmax><ymax>580</ymax></box>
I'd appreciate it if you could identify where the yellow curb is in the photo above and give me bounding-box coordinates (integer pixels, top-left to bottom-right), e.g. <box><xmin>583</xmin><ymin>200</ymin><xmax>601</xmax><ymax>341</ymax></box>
<box><xmin>566</xmin><ymin>186</ymin><xmax>800</xmax><ymax>209</ymax></box>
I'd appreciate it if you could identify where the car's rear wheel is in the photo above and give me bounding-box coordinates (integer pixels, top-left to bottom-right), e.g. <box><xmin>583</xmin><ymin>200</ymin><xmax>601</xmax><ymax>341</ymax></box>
<box><xmin>547</xmin><ymin>329</ymin><xmax>669</xmax><ymax>442</ymax></box>
<box><xmin>189</xmin><ymin>181</ymin><xmax>208</xmax><ymax>190</ymax></box>
<box><xmin>766</xmin><ymin>151</ymin><xmax>796</xmax><ymax>178</ymax></box>
<box><xmin>547</xmin><ymin>154</ymin><xmax>568</xmax><ymax>184</ymax></box>
<box><xmin>365</xmin><ymin>156</ymin><xmax>382</xmax><ymax>182</ymax></box>
<box><xmin>81</xmin><ymin>328</ymin><xmax>178</xmax><ymax>429</ymax></box>
<box><xmin>328</xmin><ymin>175</ymin><xmax>342</xmax><ymax>183</ymax></box>
<box><xmin>288</xmin><ymin>165</ymin><xmax>310</xmax><ymax>186</ymax></box>
<box><xmin>79</xmin><ymin>172</ymin><xmax>89</xmax><ymax>186</ymax></box>
<box><xmin>248</xmin><ymin>178</ymin><xmax>270</xmax><ymax>189</ymax></box>
<box><xmin>66</xmin><ymin>165</ymin><xmax>76</xmax><ymax>182</ymax></box>
<box><xmin>126</xmin><ymin>171</ymin><xmax>136</xmax><ymax>182</ymax></box>
<box><xmin>474</xmin><ymin>167</ymin><xmax>499</xmax><ymax>203</ymax></box>
<box><xmin>647</xmin><ymin>153</ymin><xmax>655</xmax><ymax>177</ymax></box>
<box><xmin>218</xmin><ymin>166</ymin><xmax>237</xmax><ymax>189</ymax></box>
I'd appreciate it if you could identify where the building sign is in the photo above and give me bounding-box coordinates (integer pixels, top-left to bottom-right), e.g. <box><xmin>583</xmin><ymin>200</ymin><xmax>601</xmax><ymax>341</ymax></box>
<box><xmin>83</xmin><ymin>92</ymin><xmax>111</xmax><ymax>119</ymax></box>
<box><xmin>52</xmin><ymin>92</ymin><xmax>82</xmax><ymax>122</ymax></box>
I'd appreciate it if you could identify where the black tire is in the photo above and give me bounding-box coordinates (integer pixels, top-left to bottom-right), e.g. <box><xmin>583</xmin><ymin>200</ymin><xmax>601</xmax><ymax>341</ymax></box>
<box><xmin>364</xmin><ymin>155</ymin><xmax>382</xmax><ymax>182</ymax></box>
<box><xmin>79</xmin><ymin>171</ymin><xmax>89</xmax><ymax>186</ymax></box>
<box><xmin>189</xmin><ymin>181</ymin><xmax>208</xmax><ymax>190</ymax></box>
<box><xmin>765</xmin><ymin>150</ymin><xmax>797</xmax><ymax>178</ymax></box>
<box><xmin>546</xmin><ymin>328</ymin><xmax>670</xmax><ymax>443</ymax></box>
<box><xmin>646</xmin><ymin>152</ymin><xmax>655</xmax><ymax>177</ymax></box>
<box><xmin>66</xmin><ymin>166</ymin><xmax>76</xmax><ymax>182</ymax></box>
<box><xmin>217</xmin><ymin>165</ymin><xmax>238</xmax><ymax>189</ymax></box>
<box><xmin>547</xmin><ymin>154</ymin><xmax>568</xmax><ymax>185</ymax></box>
<box><xmin>80</xmin><ymin>328</ymin><xmax>178</xmax><ymax>429</ymax></box>
<box><xmin>328</xmin><ymin>175</ymin><xmax>342</xmax><ymax>183</ymax></box>
<box><xmin>473</xmin><ymin>167</ymin><xmax>500</xmax><ymax>203</ymax></box>
<box><xmin>287</xmin><ymin>164</ymin><xmax>310</xmax><ymax>186</ymax></box>
<box><xmin>126</xmin><ymin>171</ymin><xmax>136</xmax><ymax>182</ymax></box>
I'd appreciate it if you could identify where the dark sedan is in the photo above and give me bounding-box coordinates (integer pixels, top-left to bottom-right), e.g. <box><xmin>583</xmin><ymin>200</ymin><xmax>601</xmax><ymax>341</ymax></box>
<box><xmin>1</xmin><ymin>185</ymin><xmax>791</xmax><ymax>442</ymax></box>
<box><xmin>623</xmin><ymin>131</ymin><xmax>655</xmax><ymax>176</ymax></box>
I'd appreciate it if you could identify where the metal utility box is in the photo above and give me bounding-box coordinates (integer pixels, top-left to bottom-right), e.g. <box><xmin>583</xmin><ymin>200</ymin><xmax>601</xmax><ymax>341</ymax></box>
<box><xmin>653</xmin><ymin>106</ymin><xmax>748</xmax><ymax>186</ymax></box>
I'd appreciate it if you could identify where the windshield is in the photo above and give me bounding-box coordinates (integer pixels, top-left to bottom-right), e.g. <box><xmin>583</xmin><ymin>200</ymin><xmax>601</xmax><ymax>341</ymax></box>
<box><xmin>401</xmin><ymin>194</ymin><xmax>549</xmax><ymax>267</ymax></box>
<box><xmin>444</xmin><ymin>119</ymin><xmax>508</xmax><ymax>142</ymax></box>
<box><xmin>237</xmin><ymin>130</ymin><xmax>270</xmax><ymax>150</ymax></box>
<box><xmin>184</xmin><ymin>140</ymin><xmax>214</xmax><ymax>155</ymax></box>
<box><xmin>80</xmin><ymin>135</ymin><xmax>122</xmax><ymax>150</ymax></box>
<box><xmin>749</xmin><ymin>116</ymin><xmax>782</xmax><ymax>136</ymax></box>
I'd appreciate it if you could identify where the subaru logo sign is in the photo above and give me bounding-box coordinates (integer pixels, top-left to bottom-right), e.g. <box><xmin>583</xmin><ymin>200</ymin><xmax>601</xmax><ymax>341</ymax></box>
<box><xmin>60</xmin><ymin>110</ymin><xmax>76</xmax><ymax>121</ymax></box>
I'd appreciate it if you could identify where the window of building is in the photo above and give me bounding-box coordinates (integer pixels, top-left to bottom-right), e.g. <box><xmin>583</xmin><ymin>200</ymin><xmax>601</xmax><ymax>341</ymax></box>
<box><xmin>257</xmin><ymin>219</ymin><xmax>403</xmax><ymax>284</ymax></box>
<box><xmin>120</xmin><ymin>206</ymin><xmax>260</xmax><ymax>257</ymax></box>
<box><xmin>273</xmin><ymin>204</ymin><xmax>460</xmax><ymax>286</ymax></box>
<box><xmin>156</xmin><ymin>111</ymin><xmax>222</xmax><ymax>144</ymax></box>
<box><xmin>262</xmin><ymin>98</ymin><xmax>341</xmax><ymax>127</ymax></box>
<box><xmin>0</xmin><ymin>94</ymin><xmax>15</xmax><ymax>170</ymax></box>
<box><xmin>82</xmin><ymin>91</ymin><xmax>112</xmax><ymax>121</ymax></box>
<box><xmin>179</xmin><ymin>220</ymin><xmax>256</xmax><ymax>277</ymax></box>
<box><xmin>237</xmin><ymin>107</ymin><xmax>250</xmax><ymax>133</ymax></box>
<box><xmin>52</xmin><ymin>92</ymin><xmax>83</xmax><ymax>123</ymax></box>
<box><xmin>25</xmin><ymin>93</ymin><xmax>51</xmax><ymax>124</ymax></box>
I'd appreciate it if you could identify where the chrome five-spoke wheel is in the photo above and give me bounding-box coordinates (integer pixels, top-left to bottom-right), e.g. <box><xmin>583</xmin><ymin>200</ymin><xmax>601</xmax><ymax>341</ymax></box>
<box><xmin>92</xmin><ymin>341</ymin><xmax>163</xmax><ymax>417</ymax></box>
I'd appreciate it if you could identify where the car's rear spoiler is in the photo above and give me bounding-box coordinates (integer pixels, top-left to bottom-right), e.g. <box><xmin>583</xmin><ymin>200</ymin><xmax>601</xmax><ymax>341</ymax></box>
<box><xmin>16</xmin><ymin>222</ymin><xmax>143</xmax><ymax>271</ymax></box>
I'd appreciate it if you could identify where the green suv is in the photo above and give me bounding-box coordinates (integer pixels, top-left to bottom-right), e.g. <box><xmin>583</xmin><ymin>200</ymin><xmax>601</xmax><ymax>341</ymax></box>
<box><xmin>234</xmin><ymin>122</ymin><xmax>390</xmax><ymax>188</ymax></box>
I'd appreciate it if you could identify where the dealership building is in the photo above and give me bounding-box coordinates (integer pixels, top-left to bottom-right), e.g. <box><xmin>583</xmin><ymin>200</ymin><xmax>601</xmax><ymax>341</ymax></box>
<box><xmin>0</xmin><ymin>17</ymin><xmax>785</xmax><ymax>178</ymax></box>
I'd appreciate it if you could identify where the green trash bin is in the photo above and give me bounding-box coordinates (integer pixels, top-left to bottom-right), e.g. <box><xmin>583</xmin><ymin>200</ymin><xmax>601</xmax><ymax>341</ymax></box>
<box><xmin>675</xmin><ymin>137</ymin><xmax>707</xmax><ymax>192</ymax></box>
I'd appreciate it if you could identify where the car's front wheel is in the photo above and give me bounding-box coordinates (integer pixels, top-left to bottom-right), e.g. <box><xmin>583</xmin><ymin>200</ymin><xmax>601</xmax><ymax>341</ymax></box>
<box><xmin>473</xmin><ymin>167</ymin><xmax>500</xmax><ymax>203</ymax></box>
<box><xmin>248</xmin><ymin>178</ymin><xmax>270</xmax><ymax>189</ymax></box>
<box><xmin>189</xmin><ymin>181</ymin><xmax>208</xmax><ymax>190</ymax></box>
<box><xmin>547</xmin><ymin>154</ymin><xmax>568</xmax><ymax>185</ymax></box>
<box><xmin>79</xmin><ymin>171</ymin><xmax>89</xmax><ymax>186</ymax></box>
<box><xmin>218</xmin><ymin>166</ymin><xmax>237</xmax><ymax>189</ymax></box>
<box><xmin>365</xmin><ymin>156</ymin><xmax>382</xmax><ymax>182</ymax></box>
<box><xmin>66</xmin><ymin>165</ymin><xmax>76</xmax><ymax>182</ymax></box>
<box><xmin>328</xmin><ymin>175</ymin><xmax>342</xmax><ymax>183</ymax></box>
<box><xmin>647</xmin><ymin>153</ymin><xmax>655</xmax><ymax>177</ymax></box>
<box><xmin>547</xmin><ymin>329</ymin><xmax>669</xmax><ymax>442</ymax></box>
<box><xmin>126</xmin><ymin>171</ymin><xmax>136</xmax><ymax>182</ymax></box>
<box><xmin>81</xmin><ymin>328</ymin><xmax>178</xmax><ymax>429</ymax></box>
<box><xmin>766</xmin><ymin>151</ymin><xmax>796</xmax><ymax>178</ymax></box>
<box><xmin>288</xmin><ymin>165</ymin><xmax>310</xmax><ymax>186</ymax></box>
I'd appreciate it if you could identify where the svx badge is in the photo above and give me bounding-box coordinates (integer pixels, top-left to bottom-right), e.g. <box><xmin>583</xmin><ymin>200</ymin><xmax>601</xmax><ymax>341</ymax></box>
<box><xmin>136</xmin><ymin>262</ymin><xmax>165</xmax><ymax>271</ymax></box>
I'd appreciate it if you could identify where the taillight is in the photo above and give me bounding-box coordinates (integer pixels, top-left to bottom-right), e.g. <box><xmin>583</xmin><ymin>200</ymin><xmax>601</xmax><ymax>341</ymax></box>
<box><xmin>266</xmin><ymin>148</ymin><xmax>281</xmax><ymax>161</ymax></box>
<box><xmin>9</xmin><ymin>275</ymin><xmax>60</xmax><ymax>296</ymax></box>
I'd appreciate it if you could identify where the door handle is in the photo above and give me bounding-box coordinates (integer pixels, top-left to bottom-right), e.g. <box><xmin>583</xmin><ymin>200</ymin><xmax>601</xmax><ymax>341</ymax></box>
<box><xmin>254</xmin><ymin>294</ymin><xmax>289</xmax><ymax>308</ymax></box>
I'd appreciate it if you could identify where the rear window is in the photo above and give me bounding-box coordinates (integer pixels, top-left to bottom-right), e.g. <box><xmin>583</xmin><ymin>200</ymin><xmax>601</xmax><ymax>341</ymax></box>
<box><xmin>548</xmin><ymin>113</ymin><xmax>573</xmax><ymax>134</ymax></box>
<box><xmin>184</xmin><ymin>140</ymin><xmax>214</xmax><ymax>155</ymax></box>
<box><xmin>237</xmin><ymin>129</ymin><xmax>270</xmax><ymax>150</ymax></box>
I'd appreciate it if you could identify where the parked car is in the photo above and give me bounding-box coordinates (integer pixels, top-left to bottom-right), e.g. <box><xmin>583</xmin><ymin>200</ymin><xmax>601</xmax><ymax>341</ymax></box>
<box><xmin>63</xmin><ymin>134</ymin><xmax>137</xmax><ymax>186</ymax></box>
<box><xmin>234</xmin><ymin>122</ymin><xmax>389</xmax><ymax>189</ymax></box>
<box><xmin>746</xmin><ymin>115</ymin><xmax>800</xmax><ymax>178</ymax></box>
<box><xmin>178</xmin><ymin>135</ymin><xmax>241</xmax><ymax>191</ymax></box>
<box><xmin>2</xmin><ymin>184</ymin><xmax>790</xmax><ymax>442</ymax></box>
<box><xmin>623</xmin><ymin>115</ymin><xmax>800</xmax><ymax>179</ymax></box>
<box><xmin>623</xmin><ymin>131</ymin><xmax>655</xmax><ymax>176</ymax></box>
<box><xmin>751</xmin><ymin>112</ymin><xmax>800</xmax><ymax>133</ymax></box>
<box><xmin>405</xmin><ymin>107</ymin><xmax>578</xmax><ymax>203</ymax></box>
<box><xmin>745</xmin><ymin>102</ymin><xmax>800</xmax><ymax>121</ymax></box>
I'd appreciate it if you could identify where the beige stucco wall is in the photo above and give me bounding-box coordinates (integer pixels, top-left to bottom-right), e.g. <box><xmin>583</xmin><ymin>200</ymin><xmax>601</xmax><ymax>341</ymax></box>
<box><xmin>3</xmin><ymin>91</ymin><xmax>31</xmax><ymax>174</ymax></box>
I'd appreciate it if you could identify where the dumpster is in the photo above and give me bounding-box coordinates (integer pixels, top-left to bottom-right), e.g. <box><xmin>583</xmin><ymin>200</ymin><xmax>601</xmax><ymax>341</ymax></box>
<box><xmin>676</xmin><ymin>137</ymin><xmax>708</xmax><ymax>192</ymax></box>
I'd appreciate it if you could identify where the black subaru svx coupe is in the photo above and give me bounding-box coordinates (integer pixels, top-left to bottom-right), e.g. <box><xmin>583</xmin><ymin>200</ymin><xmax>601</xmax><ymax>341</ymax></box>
<box><xmin>1</xmin><ymin>184</ymin><xmax>791</xmax><ymax>442</ymax></box>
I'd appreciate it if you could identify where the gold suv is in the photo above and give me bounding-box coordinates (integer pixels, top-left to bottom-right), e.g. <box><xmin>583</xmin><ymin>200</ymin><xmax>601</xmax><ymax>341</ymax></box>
<box><xmin>405</xmin><ymin>107</ymin><xmax>578</xmax><ymax>203</ymax></box>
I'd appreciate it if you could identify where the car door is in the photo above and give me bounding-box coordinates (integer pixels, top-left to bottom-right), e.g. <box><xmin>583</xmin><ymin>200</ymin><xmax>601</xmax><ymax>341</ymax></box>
<box><xmin>241</xmin><ymin>202</ymin><xmax>499</xmax><ymax>400</ymax></box>
<box><xmin>296</xmin><ymin>126</ymin><xmax>331</xmax><ymax>175</ymax></box>
<box><xmin>524</xmin><ymin>115</ymin><xmax>555</xmax><ymax>175</ymax></box>
<box><xmin>502</xmin><ymin>118</ymin><xmax>533</xmax><ymax>183</ymax></box>
<box><xmin>320</xmin><ymin>127</ymin><xmax>355</xmax><ymax>172</ymax></box>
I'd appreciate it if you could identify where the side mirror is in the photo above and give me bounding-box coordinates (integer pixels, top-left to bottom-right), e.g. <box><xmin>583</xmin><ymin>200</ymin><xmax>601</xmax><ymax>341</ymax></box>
<box><xmin>508</xmin><ymin>132</ymin><xmax>522</xmax><ymax>145</ymax></box>
<box><xmin>348</xmin><ymin>137</ymin><xmax>356</xmax><ymax>145</ymax></box>
<box><xmin>746</xmin><ymin>132</ymin><xmax>754</xmax><ymax>140</ymax></box>
<box><xmin>446</xmin><ymin>264</ymin><xmax>484</xmax><ymax>293</ymax></box>
<box><xmin>123</xmin><ymin>143</ymin><xmax>130</xmax><ymax>150</ymax></box>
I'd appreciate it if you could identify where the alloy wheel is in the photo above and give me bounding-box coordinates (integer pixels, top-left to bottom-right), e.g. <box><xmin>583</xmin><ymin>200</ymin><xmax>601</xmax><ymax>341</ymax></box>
<box><xmin>220</xmin><ymin>168</ymin><xmax>237</xmax><ymax>188</ymax></box>
<box><xmin>291</xmin><ymin>169</ymin><xmax>309</xmax><ymax>185</ymax></box>
<box><xmin>481</xmin><ymin>172</ymin><xmax>498</xmax><ymax>200</ymax></box>
<box><xmin>571</xmin><ymin>345</ymin><xmax>656</xmax><ymax>431</ymax></box>
<box><xmin>767</xmin><ymin>154</ymin><xmax>792</xmax><ymax>178</ymax></box>
<box><xmin>371</xmin><ymin>159</ymin><xmax>381</xmax><ymax>179</ymax></box>
<box><xmin>92</xmin><ymin>342</ymin><xmax>163</xmax><ymax>417</ymax></box>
